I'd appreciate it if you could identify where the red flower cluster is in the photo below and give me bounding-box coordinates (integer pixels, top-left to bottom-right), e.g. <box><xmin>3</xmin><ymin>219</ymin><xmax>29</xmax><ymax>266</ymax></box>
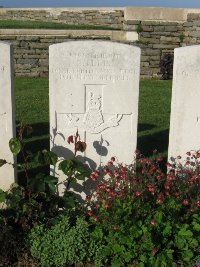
<box><xmin>86</xmin><ymin>151</ymin><xmax>200</xmax><ymax>224</ymax></box>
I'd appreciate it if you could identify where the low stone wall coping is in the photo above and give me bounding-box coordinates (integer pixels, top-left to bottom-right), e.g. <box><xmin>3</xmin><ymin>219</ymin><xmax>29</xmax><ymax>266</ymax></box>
<box><xmin>0</xmin><ymin>29</ymin><xmax>138</xmax><ymax>42</ymax></box>
<box><xmin>125</xmin><ymin>7</ymin><xmax>200</xmax><ymax>22</ymax></box>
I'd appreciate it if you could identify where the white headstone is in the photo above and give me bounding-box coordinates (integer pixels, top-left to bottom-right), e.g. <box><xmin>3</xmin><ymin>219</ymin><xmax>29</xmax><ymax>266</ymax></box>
<box><xmin>168</xmin><ymin>45</ymin><xmax>200</xmax><ymax>160</ymax></box>
<box><xmin>0</xmin><ymin>42</ymin><xmax>16</xmax><ymax>190</ymax></box>
<box><xmin>49</xmin><ymin>41</ymin><xmax>140</xmax><ymax>193</ymax></box>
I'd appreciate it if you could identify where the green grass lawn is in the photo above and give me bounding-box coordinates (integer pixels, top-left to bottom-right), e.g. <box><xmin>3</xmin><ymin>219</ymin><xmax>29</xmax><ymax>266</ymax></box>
<box><xmin>15</xmin><ymin>77</ymin><xmax>172</xmax><ymax>170</ymax></box>
<box><xmin>0</xmin><ymin>20</ymin><xmax>117</xmax><ymax>30</ymax></box>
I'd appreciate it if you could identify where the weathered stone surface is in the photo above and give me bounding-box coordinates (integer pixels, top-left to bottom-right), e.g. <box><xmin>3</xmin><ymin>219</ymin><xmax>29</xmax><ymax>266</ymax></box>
<box><xmin>168</xmin><ymin>45</ymin><xmax>200</xmax><ymax>159</ymax></box>
<box><xmin>142</xmin><ymin>26</ymin><xmax>154</xmax><ymax>32</ymax></box>
<box><xmin>123</xmin><ymin>24</ymin><xmax>137</xmax><ymax>31</ymax></box>
<box><xmin>153</xmin><ymin>44</ymin><xmax>177</xmax><ymax>49</ymax></box>
<box><xmin>49</xmin><ymin>41</ymin><xmax>140</xmax><ymax>194</ymax></box>
<box><xmin>164</xmin><ymin>26</ymin><xmax>178</xmax><ymax>32</ymax></box>
<box><xmin>139</xmin><ymin>37</ymin><xmax>159</xmax><ymax>44</ymax></box>
<box><xmin>0</xmin><ymin>42</ymin><xmax>16</xmax><ymax>190</ymax></box>
<box><xmin>188</xmin><ymin>31</ymin><xmax>200</xmax><ymax>38</ymax></box>
<box><xmin>160</xmin><ymin>36</ymin><xmax>180</xmax><ymax>42</ymax></box>
<box><xmin>142</xmin><ymin>49</ymin><xmax>160</xmax><ymax>56</ymax></box>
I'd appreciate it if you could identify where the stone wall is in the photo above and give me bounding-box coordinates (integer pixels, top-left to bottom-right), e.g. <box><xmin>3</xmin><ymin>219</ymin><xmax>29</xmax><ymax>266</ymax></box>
<box><xmin>0</xmin><ymin>8</ymin><xmax>124</xmax><ymax>29</ymax></box>
<box><xmin>1</xmin><ymin>7</ymin><xmax>200</xmax><ymax>77</ymax></box>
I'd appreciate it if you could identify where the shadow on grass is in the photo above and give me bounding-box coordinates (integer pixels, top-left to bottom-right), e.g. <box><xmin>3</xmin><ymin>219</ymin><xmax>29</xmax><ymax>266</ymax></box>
<box><xmin>16</xmin><ymin>122</ymin><xmax>49</xmax><ymax>138</ymax></box>
<box><xmin>137</xmin><ymin>129</ymin><xmax>169</xmax><ymax>156</ymax></box>
<box><xmin>137</xmin><ymin>128</ymin><xmax>169</xmax><ymax>170</ymax></box>
<box><xmin>138</xmin><ymin>123</ymin><xmax>156</xmax><ymax>133</ymax></box>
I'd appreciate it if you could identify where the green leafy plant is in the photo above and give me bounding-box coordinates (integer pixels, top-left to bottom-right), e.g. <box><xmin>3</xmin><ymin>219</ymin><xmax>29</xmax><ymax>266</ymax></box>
<box><xmin>179</xmin><ymin>33</ymin><xmax>185</xmax><ymax>43</ymax></box>
<box><xmin>0</xmin><ymin>126</ymin><xmax>90</xmax><ymax>228</ymax></box>
<box><xmin>28</xmin><ymin>215</ymin><xmax>104</xmax><ymax>267</ymax></box>
<box><xmin>86</xmin><ymin>151</ymin><xmax>200</xmax><ymax>266</ymax></box>
<box><xmin>136</xmin><ymin>23</ymin><xmax>143</xmax><ymax>33</ymax></box>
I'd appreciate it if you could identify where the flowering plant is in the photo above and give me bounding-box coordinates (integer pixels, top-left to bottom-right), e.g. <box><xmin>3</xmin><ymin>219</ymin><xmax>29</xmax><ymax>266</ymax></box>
<box><xmin>86</xmin><ymin>150</ymin><xmax>200</xmax><ymax>266</ymax></box>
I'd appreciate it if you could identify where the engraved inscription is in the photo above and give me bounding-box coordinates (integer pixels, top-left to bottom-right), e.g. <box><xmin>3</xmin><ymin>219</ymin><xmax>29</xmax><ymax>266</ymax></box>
<box><xmin>50</xmin><ymin>51</ymin><xmax>138</xmax><ymax>81</ymax></box>
<box><xmin>66</xmin><ymin>91</ymin><xmax>123</xmax><ymax>134</ymax></box>
<box><xmin>52</xmin><ymin>68</ymin><xmax>137</xmax><ymax>81</ymax></box>
<box><xmin>0</xmin><ymin>66</ymin><xmax>5</xmax><ymax>71</ymax></box>
<box><xmin>176</xmin><ymin>69</ymin><xmax>200</xmax><ymax>77</ymax></box>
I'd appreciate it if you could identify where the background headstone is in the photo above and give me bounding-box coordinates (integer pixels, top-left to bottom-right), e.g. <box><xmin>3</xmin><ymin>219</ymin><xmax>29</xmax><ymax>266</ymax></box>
<box><xmin>0</xmin><ymin>42</ymin><xmax>16</xmax><ymax>190</ymax></box>
<box><xmin>49</xmin><ymin>41</ymin><xmax>140</xmax><ymax>193</ymax></box>
<box><xmin>168</xmin><ymin>45</ymin><xmax>200</xmax><ymax>160</ymax></box>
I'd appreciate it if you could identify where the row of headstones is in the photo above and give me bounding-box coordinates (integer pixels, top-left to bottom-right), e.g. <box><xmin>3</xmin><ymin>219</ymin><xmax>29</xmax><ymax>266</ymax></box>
<box><xmin>0</xmin><ymin>41</ymin><xmax>199</xmax><ymax>192</ymax></box>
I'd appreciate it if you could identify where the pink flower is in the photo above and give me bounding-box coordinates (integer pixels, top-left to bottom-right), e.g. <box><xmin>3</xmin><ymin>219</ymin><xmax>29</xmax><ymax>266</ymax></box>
<box><xmin>151</xmin><ymin>249</ymin><xmax>158</xmax><ymax>255</ymax></box>
<box><xmin>196</xmin><ymin>201</ymin><xmax>200</xmax><ymax>207</ymax></box>
<box><xmin>92</xmin><ymin>215</ymin><xmax>99</xmax><ymax>222</ymax></box>
<box><xmin>135</xmin><ymin>191</ymin><xmax>142</xmax><ymax>197</ymax></box>
<box><xmin>94</xmin><ymin>171</ymin><xmax>100</xmax><ymax>177</ymax></box>
<box><xmin>164</xmin><ymin>183</ymin><xmax>171</xmax><ymax>190</ymax></box>
<box><xmin>157</xmin><ymin>198</ymin><xmax>163</xmax><ymax>204</ymax></box>
<box><xmin>105</xmin><ymin>203</ymin><xmax>110</xmax><ymax>209</ymax></box>
<box><xmin>87</xmin><ymin>210</ymin><xmax>93</xmax><ymax>217</ymax></box>
<box><xmin>150</xmin><ymin>219</ymin><xmax>157</xmax><ymax>226</ymax></box>
<box><xmin>103</xmin><ymin>168</ymin><xmax>109</xmax><ymax>174</ymax></box>
<box><xmin>90</xmin><ymin>173</ymin><xmax>97</xmax><ymax>181</ymax></box>
<box><xmin>156</xmin><ymin>175</ymin><xmax>161</xmax><ymax>181</ymax></box>
<box><xmin>182</xmin><ymin>199</ymin><xmax>189</xmax><ymax>205</ymax></box>
<box><xmin>107</xmin><ymin>171</ymin><xmax>113</xmax><ymax>177</ymax></box>
<box><xmin>134</xmin><ymin>149</ymin><xmax>140</xmax><ymax>155</ymax></box>
<box><xmin>114</xmin><ymin>171</ymin><xmax>119</xmax><ymax>178</ymax></box>
<box><xmin>156</xmin><ymin>157</ymin><xmax>163</xmax><ymax>162</ymax></box>
<box><xmin>174</xmin><ymin>192</ymin><xmax>180</xmax><ymax>197</ymax></box>
<box><xmin>147</xmin><ymin>184</ymin><xmax>155</xmax><ymax>194</ymax></box>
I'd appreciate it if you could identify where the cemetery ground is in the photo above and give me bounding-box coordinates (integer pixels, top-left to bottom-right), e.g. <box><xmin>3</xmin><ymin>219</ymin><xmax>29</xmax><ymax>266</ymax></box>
<box><xmin>1</xmin><ymin>77</ymin><xmax>199</xmax><ymax>267</ymax></box>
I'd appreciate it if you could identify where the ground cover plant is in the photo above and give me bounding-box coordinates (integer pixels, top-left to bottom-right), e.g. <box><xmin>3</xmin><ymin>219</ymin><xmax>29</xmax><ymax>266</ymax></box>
<box><xmin>0</xmin><ymin>20</ymin><xmax>118</xmax><ymax>30</ymax></box>
<box><xmin>86</xmin><ymin>151</ymin><xmax>200</xmax><ymax>266</ymax></box>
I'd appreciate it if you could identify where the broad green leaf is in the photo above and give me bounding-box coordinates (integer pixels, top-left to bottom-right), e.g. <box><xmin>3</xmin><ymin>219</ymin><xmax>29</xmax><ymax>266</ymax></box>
<box><xmin>9</xmin><ymin>138</ymin><xmax>21</xmax><ymax>155</ymax></box>
<box><xmin>34</xmin><ymin>150</ymin><xmax>58</xmax><ymax>166</ymax></box>
<box><xmin>28</xmin><ymin>174</ymin><xmax>46</xmax><ymax>192</ymax></box>
<box><xmin>74</xmin><ymin>160</ymin><xmax>91</xmax><ymax>178</ymax></box>
<box><xmin>43</xmin><ymin>150</ymin><xmax>58</xmax><ymax>165</ymax></box>
<box><xmin>58</xmin><ymin>160</ymin><xmax>75</xmax><ymax>175</ymax></box>
<box><xmin>44</xmin><ymin>175</ymin><xmax>58</xmax><ymax>194</ymax></box>
<box><xmin>34</xmin><ymin>151</ymin><xmax>45</xmax><ymax>165</ymax></box>
<box><xmin>43</xmin><ymin>175</ymin><xmax>58</xmax><ymax>184</ymax></box>
<box><xmin>63</xmin><ymin>193</ymin><xmax>77</xmax><ymax>209</ymax></box>
<box><xmin>47</xmin><ymin>182</ymin><xmax>57</xmax><ymax>194</ymax></box>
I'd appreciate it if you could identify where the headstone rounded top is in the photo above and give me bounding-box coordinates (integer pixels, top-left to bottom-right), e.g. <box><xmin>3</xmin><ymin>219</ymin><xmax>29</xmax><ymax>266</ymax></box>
<box><xmin>50</xmin><ymin>40</ymin><xmax>140</xmax><ymax>52</ymax></box>
<box><xmin>0</xmin><ymin>41</ymin><xmax>12</xmax><ymax>47</ymax></box>
<box><xmin>174</xmin><ymin>44</ymin><xmax>200</xmax><ymax>54</ymax></box>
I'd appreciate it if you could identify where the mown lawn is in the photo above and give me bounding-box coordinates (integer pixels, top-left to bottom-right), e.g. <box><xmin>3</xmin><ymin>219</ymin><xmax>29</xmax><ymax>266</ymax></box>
<box><xmin>15</xmin><ymin>77</ymin><xmax>172</xmax><ymax>167</ymax></box>
<box><xmin>0</xmin><ymin>20</ymin><xmax>117</xmax><ymax>30</ymax></box>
